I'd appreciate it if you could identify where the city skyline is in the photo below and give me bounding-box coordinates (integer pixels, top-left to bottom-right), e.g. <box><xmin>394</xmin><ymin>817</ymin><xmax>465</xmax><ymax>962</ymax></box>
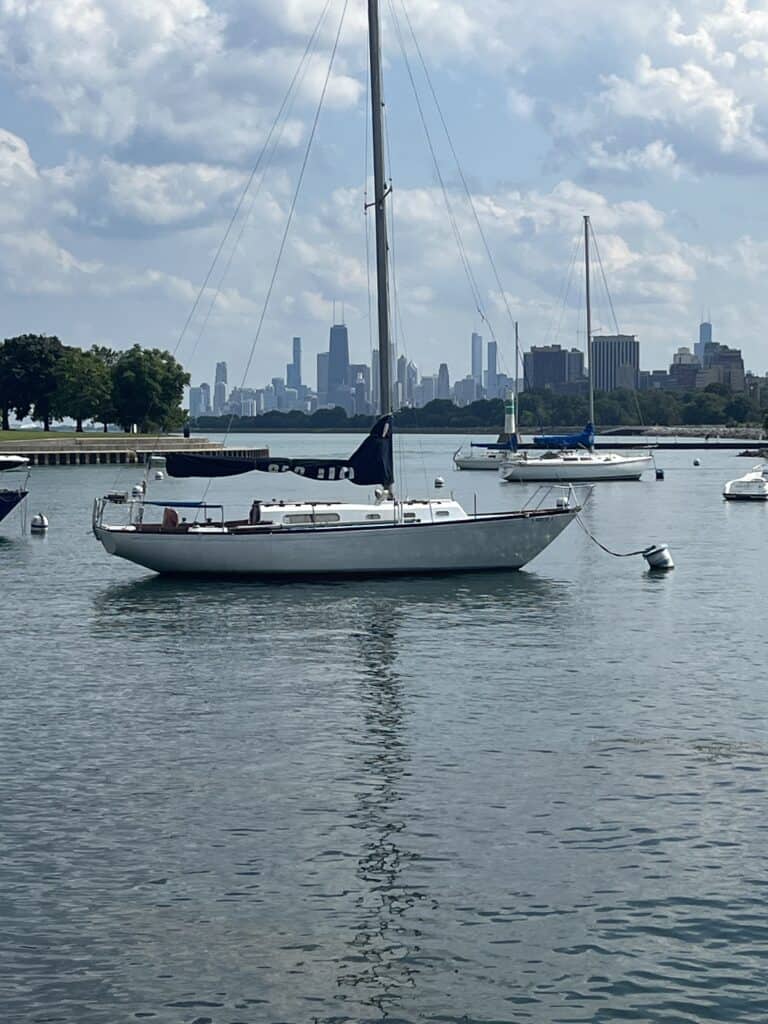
<box><xmin>189</xmin><ymin>315</ymin><xmax>752</xmax><ymax>418</ymax></box>
<box><xmin>2</xmin><ymin>3</ymin><xmax>768</xmax><ymax>390</ymax></box>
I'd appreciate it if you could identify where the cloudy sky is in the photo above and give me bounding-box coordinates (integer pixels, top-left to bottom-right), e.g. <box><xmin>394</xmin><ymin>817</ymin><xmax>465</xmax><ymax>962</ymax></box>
<box><xmin>2</xmin><ymin>0</ymin><xmax>768</xmax><ymax>391</ymax></box>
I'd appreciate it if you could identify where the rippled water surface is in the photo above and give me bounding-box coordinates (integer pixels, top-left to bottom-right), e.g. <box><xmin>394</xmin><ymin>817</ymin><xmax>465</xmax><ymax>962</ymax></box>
<box><xmin>3</xmin><ymin>433</ymin><xmax>768</xmax><ymax>1023</ymax></box>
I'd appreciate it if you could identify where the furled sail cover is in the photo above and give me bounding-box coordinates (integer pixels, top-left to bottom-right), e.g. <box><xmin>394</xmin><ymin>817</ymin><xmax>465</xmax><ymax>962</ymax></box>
<box><xmin>166</xmin><ymin>415</ymin><xmax>394</xmax><ymax>487</ymax></box>
<box><xmin>533</xmin><ymin>423</ymin><xmax>594</xmax><ymax>450</ymax></box>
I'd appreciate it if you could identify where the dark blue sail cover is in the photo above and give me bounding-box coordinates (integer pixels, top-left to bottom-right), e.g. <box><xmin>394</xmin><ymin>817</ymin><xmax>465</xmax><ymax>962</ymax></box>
<box><xmin>470</xmin><ymin>434</ymin><xmax>518</xmax><ymax>451</ymax></box>
<box><xmin>166</xmin><ymin>415</ymin><xmax>394</xmax><ymax>487</ymax></box>
<box><xmin>533</xmin><ymin>423</ymin><xmax>594</xmax><ymax>450</ymax></box>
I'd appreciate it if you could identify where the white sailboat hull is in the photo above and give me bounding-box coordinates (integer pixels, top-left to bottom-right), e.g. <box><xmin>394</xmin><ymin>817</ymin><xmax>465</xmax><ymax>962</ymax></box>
<box><xmin>453</xmin><ymin>451</ymin><xmax>507</xmax><ymax>470</ymax></box>
<box><xmin>95</xmin><ymin>508</ymin><xmax>577</xmax><ymax>576</ymax></box>
<box><xmin>500</xmin><ymin>452</ymin><xmax>652</xmax><ymax>482</ymax></box>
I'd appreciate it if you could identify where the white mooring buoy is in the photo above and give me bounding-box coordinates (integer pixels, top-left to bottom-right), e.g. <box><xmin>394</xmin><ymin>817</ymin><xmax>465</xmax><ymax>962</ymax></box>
<box><xmin>434</xmin><ymin>476</ymin><xmax>445</xmax><ymax>489</ymax></box>
<box><xmin>643</xmin><ymin>543</ymin><xmax>674</xmax><ymax>571</ymax></box>
<box><xmin>30</xmin><ymin>512</ymin><xmax>49</xmax><ymax>533</ymax></box>
<box><xmin>693</xmin><ymin>458</ymin><xmax>701</xmax><ymax>467</ymax></box>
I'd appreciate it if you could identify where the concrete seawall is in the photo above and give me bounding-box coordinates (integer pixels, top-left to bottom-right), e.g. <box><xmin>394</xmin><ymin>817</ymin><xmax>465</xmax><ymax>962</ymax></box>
<box><xmin>0</xmin><ymin>436</ymin><xmax>269</xmax><ymax>467</ymax></box>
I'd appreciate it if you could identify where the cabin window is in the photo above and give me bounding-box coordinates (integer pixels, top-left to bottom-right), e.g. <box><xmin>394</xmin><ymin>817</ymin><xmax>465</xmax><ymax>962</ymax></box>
<box><xmin>365</xmin><ymin>513</ymin><xmax>381</xmax><ymax>520</ymax></box>
<box><xmin>403</xmin><ymin>512</ymin><xmax>417</xmax><ymax>520</ymax></box>
<box><xmin>283</xmin><ymin>511</ymin><xmax>341</xmax><ymax>525</ymax></box>
<box><xmin>436</xmin><ymin>510</ymin><xmax>450</xmax><ymax>517</ymax></box>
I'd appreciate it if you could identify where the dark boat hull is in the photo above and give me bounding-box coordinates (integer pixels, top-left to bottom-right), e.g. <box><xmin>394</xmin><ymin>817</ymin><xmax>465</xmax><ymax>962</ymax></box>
<box><xmin>0</xmin><ymin>489</ymin><xmax>27</xmax><ymax>523</ymax></box>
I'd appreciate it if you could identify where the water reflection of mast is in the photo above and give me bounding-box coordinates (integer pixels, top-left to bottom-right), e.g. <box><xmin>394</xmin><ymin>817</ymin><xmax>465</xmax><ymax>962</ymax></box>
<box><xmin>338</xmin><ymin>600</ymin><xmax>423</xmax><ymax>1015</ymax></box>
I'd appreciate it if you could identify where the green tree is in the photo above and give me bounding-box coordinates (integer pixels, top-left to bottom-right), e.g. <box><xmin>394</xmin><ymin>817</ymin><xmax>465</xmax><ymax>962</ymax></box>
<box><xmin>1</xmin><ymin>334</ymin><xmax>65</xmax><ymax>430</ymax></box>
<box><xmin>90</xmin><ymin>346</ymin><xmax>119</xmax><ymax>431</ymax></box>
<box><xmin>681</xmin><ymin>391</ymin><xmax>727</xmax><ymax>425</ymax></box>
<box><xmin>111</xmin><ymin>345</ymin><xmax>189</xmax><ymax>433</ymax></box>
<box><xmin>53</xmin><ymin>347</ymin><xmax>113</xmax><ymax>431</ymax></box>
<box><xmin>724</xmin><ymin>393</ymin><xmax>758</xmax><ymax>424</ymax></box>
<box><xmin>0</xmin><ymin>340</ymin><xmax>24</xmax><ymax>430</ymax></box>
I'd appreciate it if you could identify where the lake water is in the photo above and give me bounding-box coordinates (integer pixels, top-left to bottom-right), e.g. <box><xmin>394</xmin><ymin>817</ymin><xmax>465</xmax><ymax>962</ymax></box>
<box><xmin>3</xmin><ymin>433</ymin><xmax>768</xmax><ymax>1023</ymax></box>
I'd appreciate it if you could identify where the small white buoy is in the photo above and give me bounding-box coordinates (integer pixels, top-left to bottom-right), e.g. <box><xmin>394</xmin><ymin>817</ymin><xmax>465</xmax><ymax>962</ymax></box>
<box><xmin>30</xmin><ymin>512</ymin><xmax>49</xmax><ymax>533</ymax></box>
<box><xmin>434</xmin><ymin>476</ymin><xmax>445</xmax><ymax>488</ymax></box>
<box><xmin>643</xmin><ymin>543</ymin><xmax>674</xmax><ymax>571</ymax></box>
<box><xmin>154</xmin><ymin>470</ymin><xmax>164</xmax><ymax>481</ymax></box>
<box><xmin>693</xmin><ymin>458</ymin><xmax>701</xmax><ymax>467</ymax></box>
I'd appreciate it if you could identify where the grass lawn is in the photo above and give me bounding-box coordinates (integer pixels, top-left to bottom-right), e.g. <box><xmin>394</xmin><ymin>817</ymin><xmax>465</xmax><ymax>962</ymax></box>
<box><xmin>0</xmin><ymin>430</ymin><xmax>134</xmax><ymax>441</ymax></box>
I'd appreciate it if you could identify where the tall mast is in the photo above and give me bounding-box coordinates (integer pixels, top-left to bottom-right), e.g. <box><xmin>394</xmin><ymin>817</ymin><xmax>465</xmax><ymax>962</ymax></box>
<box><xmin>584</xmin><ymin>214</ymin><xmax>594</xmax><ymax>426</ymax></box>
<box><xmin>514</xmin><ymin>320</ymin><xmax>519</xmax><ymax>409</ymax></box>
<box><xmin>368</xmin><ymin>0</ymin><xmax>392</xmax><ymax>419</ymax></box>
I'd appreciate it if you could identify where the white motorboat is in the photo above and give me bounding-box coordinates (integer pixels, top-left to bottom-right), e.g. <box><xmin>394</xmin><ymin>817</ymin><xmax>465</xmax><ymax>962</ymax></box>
<box><xmin>92</xmin><ymin>0</ymin><xmax>580</xmax><ymax>578</ymax></box>
<box><xmin>723</xmin><ymin>464</ymin><xmax>768</xmax><ymax>501</ymax></box>
<box><xmin>500</xmin><ymin>217</ymin><xmax>652</xmax><ymax>484</ymax></box>
<box><xmin>0</xmin><ymin>454</ymin><xmax>30</xmax><ymax>523</ymax></box>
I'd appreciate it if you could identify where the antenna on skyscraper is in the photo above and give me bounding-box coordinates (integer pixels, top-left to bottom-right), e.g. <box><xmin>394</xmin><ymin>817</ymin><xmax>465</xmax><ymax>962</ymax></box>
<box><xmin>342</xmin><ymin>300</ymin><xmax>345</xmax><ymax>324</ymax></box>
<box><xmin>333</xmin><ymin>298</ymin><xmax>336</xmax><ymax>324</ymax></box>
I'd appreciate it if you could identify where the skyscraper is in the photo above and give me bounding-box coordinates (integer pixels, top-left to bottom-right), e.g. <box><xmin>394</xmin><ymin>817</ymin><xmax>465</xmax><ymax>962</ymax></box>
<box><xmin>213</xmin><ymin>361</ymin><xmax>227</xmax><ymax>415</ymax></box>
<box><xmin>327</xmin><ymin>323</ymin><xmax>350</xmax><ymax>405</ymax></box>
<box><xmin>287</xmin><ymin>336</ymin><xmax>302</xmax><ymax>389</ymax></box>
<box><xmin>406</xmin><ymin>361</ymin><xmax>418</xmax><ymax>406</ymax></box>
<box><xmin>437</xmin><ymin>362</ymin><xmax>451</xmax><ymax>400</ymax></box>
<box><xmin>200</xmin><ymin>382</ymin><xmax>211</xmax><ymax>413</ymax></box>
<box><xmin>316</xmin><ymin>352</ymin><xmax>329</xmax><ymax>406</ymax></box>
<box><xmin>523</xmin><ymin>345</ymin><xmax>584</xmax><ymax>391</ymax></box>
<box><xmin>189</xmin><ymin>386</ymin><xmax>204</xmax><ymax>418</ymax></box>
<box><xmin>591</xmin><ymin>334</ymin><xmax>639</xmax><ymax>392</ymax></box>
<box><xmin>471</xmin><ymin>332</ymin><xmax>482</xmax><ymax>383</ymax></box>
<box><xmin>695</xmin><ymin>321</ymin><xmax>712</xmax><ymax>364</ymax></box>
<box><xmin>486</xmin><ymin>341</ymin><xmax>498</xmax><ymax>398</ymax></box>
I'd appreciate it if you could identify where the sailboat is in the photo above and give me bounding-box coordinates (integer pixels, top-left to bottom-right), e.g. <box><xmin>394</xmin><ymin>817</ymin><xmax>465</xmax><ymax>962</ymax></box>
<box><xmin>499</xmin><ymin>216</ymin><xmax>653</xmax><ymax>483</ymax></box>
<box><xmin>452</xmin><ymin>393</ymin><xmax>518</xmax><ymax>470</ymax></box>
<box><xmin>92</xmin><ymin>0</ymin><xmax>579</xmax><ymax>577</ymax></box>
<box><xmin>454</xmin><ymin>322</ymin><xmax>521</xmax><ymax>470</ymax></box>
<box><xmin>0</xmin><ymin>455</ymin><xmax>29</xmax><ymax>524</ymax></box>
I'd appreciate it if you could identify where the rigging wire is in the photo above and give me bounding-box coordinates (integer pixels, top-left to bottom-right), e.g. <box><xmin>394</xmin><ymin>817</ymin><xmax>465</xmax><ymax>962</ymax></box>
<box><xmin>223</xmin><ymin>0</ymin><xmax>350</xmax><ymax>434</ymax></box>
<box><xmin>398</xmin><ymin>0</ymin><xmax>519</xmax><ymax>376</ymax></box>
<box><xmin>186</xmin><ymin>2</ymin><xmax>332</xmax><ymax>368</ymax></box>
<box><xmin>385</xmin><ymin>0</ymin><xmax>501</xmax><ymax>354</ymax></box>
<box><xmin>196</xmin><ymin>0</ymin><xmax>350</xmax><ymax>509</ymax></box>
<box><xmin>170</xmin><ymin>0</ymin><xmax>333</xmax><ymax>363</ymax></box>
<box><xmin>589</xmin><ymin>221</ymin><xmax>621</xmax><ymax>336</ymax></box>
<box><xmin>547</xmin><ymin>231</ymin><xmax>581</xmax><ymax>350</ymax></box>
<box><xmin>588</xmin><ymin>220</ymin><xmax>645</xmax><ymax>427</ymax></box>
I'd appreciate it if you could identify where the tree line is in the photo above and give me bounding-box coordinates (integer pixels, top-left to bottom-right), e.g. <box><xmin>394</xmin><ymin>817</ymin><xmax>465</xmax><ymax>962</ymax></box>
<box><xmin>0</xmin><ymin>334</ymin><xmax>189</xmax><ymax>433</ymax></box>
<box><xmin>193</xmin><ymin>384</ymin><xmax>768</xmax><ymax>432</ymax></box>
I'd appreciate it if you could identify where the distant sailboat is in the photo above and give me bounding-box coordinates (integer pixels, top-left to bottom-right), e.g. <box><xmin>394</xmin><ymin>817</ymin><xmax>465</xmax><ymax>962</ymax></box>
<box><xmin>92</xmin><ymin>0</ymin><xmax>579</xmax><ymax>577</ymax></box>
<box><xmin>500</xmin><ymin>216</ymin><xmax>652</xmax><ymax>483</ymax></box>
<box><xmin>452</xmin><ymin>393</ymin><xmax>518</xmax><ymax>470</ymax></box>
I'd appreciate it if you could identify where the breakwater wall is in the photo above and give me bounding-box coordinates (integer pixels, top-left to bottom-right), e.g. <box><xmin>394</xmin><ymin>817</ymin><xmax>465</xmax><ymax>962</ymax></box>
<box><xmin>0</xmin><ymin>437</ymin><xmax>268</xmax><ymax>467</ymax></box>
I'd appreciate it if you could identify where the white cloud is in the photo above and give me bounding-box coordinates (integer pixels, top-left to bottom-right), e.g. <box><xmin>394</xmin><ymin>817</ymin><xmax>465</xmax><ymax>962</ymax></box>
<box><xmin>587</xmin><ymin>140</ymin><xmax>684</xmax><ymax>179</ymax></box>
